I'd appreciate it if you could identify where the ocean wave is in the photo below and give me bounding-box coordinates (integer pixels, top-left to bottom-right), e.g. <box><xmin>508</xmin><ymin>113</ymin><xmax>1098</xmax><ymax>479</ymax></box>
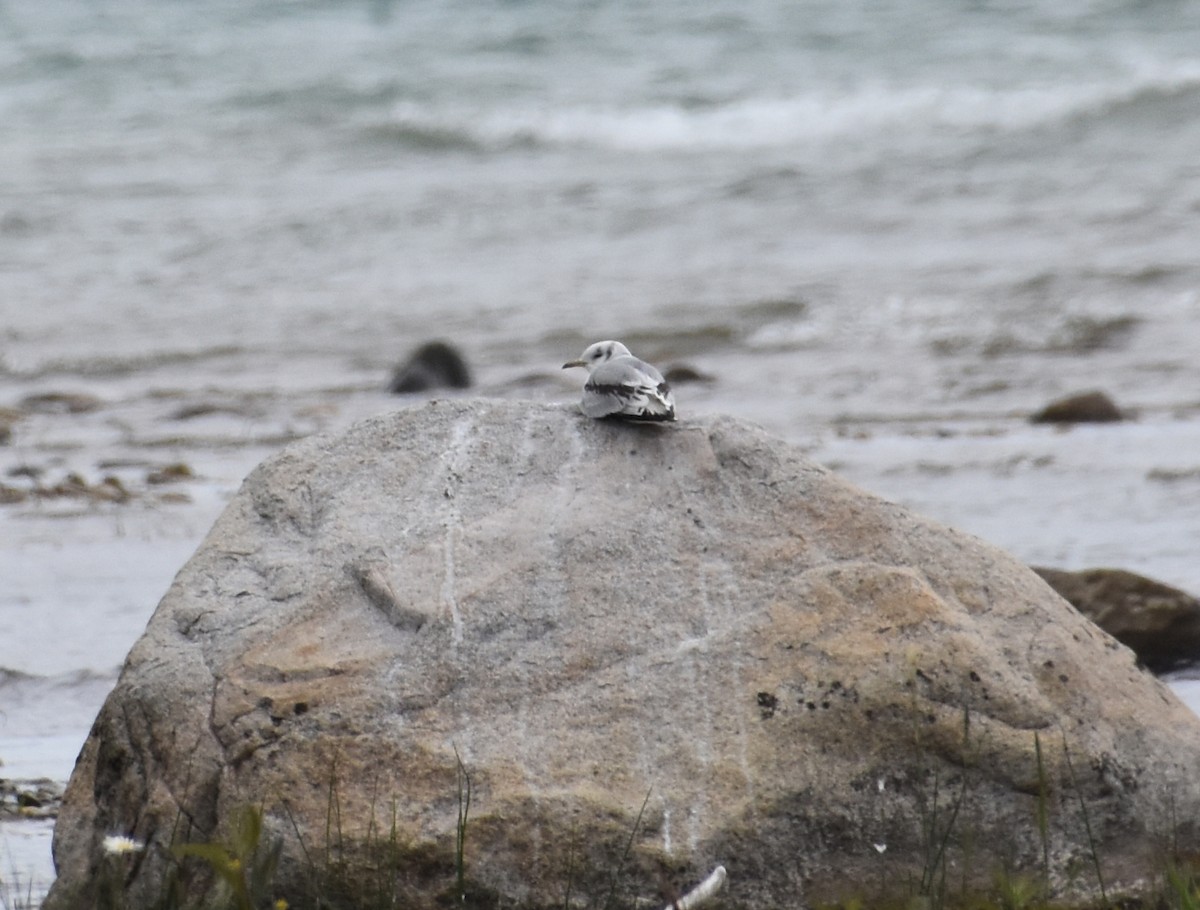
<box><xmin>229</xmin><ymin>78</ymin><xmax>403</xmax><ymax>116</ymax></box>
<box><xmin>0</xmin><ymin>666</ymin><xmax>37</xmax><ymax>686</ymax></box>
<box><xmin>378</xmin><ymin>63</ymin><xmax>1200</xmax><ymax>153</ymax></box>
<box><xmin>0</xmin><ymin>344</ymin><xmax>244</xmax><ymax>380</ymax></box>
<box><xmin>358</xmin><ymin>121</ymin><xmax>490</xmax><ymax>154</ymax></box>
<box><xmin>0</xmin><ymin>667</ymin><xmax>116</xmax><ymax>690</ymax></box>
<box><xmin>1079</xmin><ymin>66</ymin><xmax>1200</xmax><ymax>124</ymax></box>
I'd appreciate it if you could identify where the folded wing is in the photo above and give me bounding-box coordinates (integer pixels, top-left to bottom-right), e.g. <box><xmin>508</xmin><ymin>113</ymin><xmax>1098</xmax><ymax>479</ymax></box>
<box><xmin>583</xmin><ymin>357</ymin><xmax>676</xmax><ymax>421</ymax></box>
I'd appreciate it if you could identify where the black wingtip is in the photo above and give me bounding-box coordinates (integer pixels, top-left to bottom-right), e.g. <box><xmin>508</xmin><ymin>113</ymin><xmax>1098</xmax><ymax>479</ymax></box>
<box><xmin>611</xmin><ymin>410</ymin><xmax>676</xmax><ymax>423</ymax></box>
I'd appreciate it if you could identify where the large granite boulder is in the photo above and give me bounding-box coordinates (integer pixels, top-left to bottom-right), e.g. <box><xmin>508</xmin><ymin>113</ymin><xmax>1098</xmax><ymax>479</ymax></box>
<box><xmin>47</xmin><ymin>399</ymin><xmax>1200</xmax><ymax>908</ymax></box>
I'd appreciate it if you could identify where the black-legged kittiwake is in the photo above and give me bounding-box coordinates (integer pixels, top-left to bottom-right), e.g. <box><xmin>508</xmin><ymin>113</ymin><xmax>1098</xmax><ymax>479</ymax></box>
<box><xmin>562</xmin><ymin>340</ymin><xmax>676</xmax><ymax>422</ymax></box>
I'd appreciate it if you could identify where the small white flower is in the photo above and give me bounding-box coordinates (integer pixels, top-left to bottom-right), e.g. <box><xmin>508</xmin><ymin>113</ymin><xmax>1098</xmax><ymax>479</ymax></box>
<box><xmin>873</xmin><ymin>842</ymin><xmax>887</xmax><ymax>854</ymax></box>
<box><xmin>102</xmin><ymin>835</ymin><xmax>144</xmax><ymax>855</ymax></box>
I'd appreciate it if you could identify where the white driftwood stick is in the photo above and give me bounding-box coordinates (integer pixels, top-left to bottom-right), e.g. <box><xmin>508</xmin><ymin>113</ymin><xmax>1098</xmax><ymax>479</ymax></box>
<box><xmin>667</xmin><ymin>865</ymin><xmax>727</xmax><ymax>910</ymax></box>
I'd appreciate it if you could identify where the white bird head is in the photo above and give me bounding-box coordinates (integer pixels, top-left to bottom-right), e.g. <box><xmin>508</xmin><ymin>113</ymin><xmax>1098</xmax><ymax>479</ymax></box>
<box><xmin>562</xmin><ymin>340</ymin><xmax>633</xmax><ymax>373</ymax></box>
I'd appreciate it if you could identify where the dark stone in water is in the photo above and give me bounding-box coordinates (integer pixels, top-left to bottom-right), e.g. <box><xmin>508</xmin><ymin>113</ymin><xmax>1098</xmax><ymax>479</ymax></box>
<box><xmin>19</xmin><ymin>392</ymin><xmax>103</xmax><ymax>415</ymax></box>
<box><xmin>1035</xmin><ymin>566</ymin><xmax>1200</xmax><ymax>673</ymax></box>
<box><xmin>170</xmin><ymin>402</ymin><xmax>256</xmax><ymax>421</ymax></box>
<box><xmin>146</xmin><ymin>463</ymin><xmax>194</xmax><ymax>485</ymax></box>
<box><xmin>1</xmin><ymin>778</ymin><xmax>63</xmax><ymax>820</ymax></box>
<box><xmin>1030</xmin><ymin>390</ymin><xmax>1123</xmax><ymax>424</ymax></box>
<box><xmin>663</xmin><ymin>363</ymin><xmax>716</xmax><ymax>385</ymax></box>
<box><xmin>0</xmin><ymin>483</ymin><xmax>27</xmax><ymax>504</ymax></box>
<box><xmin>388</xmin><ymin>341</ymin><xmax>472</xmax><ymax>394</ymax></box>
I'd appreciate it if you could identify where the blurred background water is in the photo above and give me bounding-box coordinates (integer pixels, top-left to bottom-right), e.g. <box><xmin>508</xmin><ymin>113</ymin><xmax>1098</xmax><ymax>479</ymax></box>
<box><xmin>3</xmin><ymin>0</ymin><xmax>1200</xmax><ymax>896</ymax></box>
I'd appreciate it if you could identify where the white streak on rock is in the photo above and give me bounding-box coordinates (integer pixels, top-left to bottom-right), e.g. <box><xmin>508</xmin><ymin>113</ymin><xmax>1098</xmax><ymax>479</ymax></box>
<box><xmin>442</xmin><ymin>521</ymin><xmax>462</xmax><ymax>645</ymax></box>
<box><xmin>667</xmin><ymin>865</ymin><xmax>727</xmax><ymax>910</ymax></box>
<box><xmin>439</xmin><ymin>418</ymin><xmax>473</xmax><ymax>645</ymax></box>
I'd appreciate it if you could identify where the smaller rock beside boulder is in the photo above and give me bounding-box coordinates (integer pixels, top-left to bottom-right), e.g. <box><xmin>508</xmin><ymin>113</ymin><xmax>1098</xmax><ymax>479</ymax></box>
<box><xmin>1034</xmin><ymin>567</ymin><xmax>1200</xmax><ymax>673</ymax></box>
<box><xmin>1029</xmin><ymin>390</ymin><xmax>1124</xmax><ymax>424</ymax></box>
<box><xmin>388</xmin><ymin>341</ymin><xmax>472</xmax><ymax>394</ymax></box>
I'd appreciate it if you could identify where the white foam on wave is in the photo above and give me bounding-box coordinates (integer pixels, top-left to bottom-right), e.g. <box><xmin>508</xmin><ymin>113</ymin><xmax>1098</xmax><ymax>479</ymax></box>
<box><xmin>386</xmin><ymin>60</ymin><xmax>1200</xmax><ymax>153</ymax></box>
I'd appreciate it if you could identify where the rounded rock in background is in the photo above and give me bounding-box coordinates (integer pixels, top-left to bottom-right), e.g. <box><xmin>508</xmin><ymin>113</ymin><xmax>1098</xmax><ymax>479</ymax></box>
<box><xmin>1030</xmin><ymin>390</ymin><xmax>1124</xmax><ymax>424</ymax></box>
<box><xmin>1034</xmin><ymin>567</ymin><xmax>1200</xmax><ymax>674</ymax></box>
<box><xmin>387</xmin><ymin>341</ymin><xmax>472</xmax><ymax>394</ymax></box>
<box><xmin>662</xmin><ymin>363</ymin><xmax>716</xmax><ymax>385</ymax></box>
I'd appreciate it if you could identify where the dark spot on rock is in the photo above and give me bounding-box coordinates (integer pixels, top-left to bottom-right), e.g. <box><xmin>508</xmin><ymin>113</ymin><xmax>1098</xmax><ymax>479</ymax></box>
<box><xmin>756</xmin><ymin>692</ymin><xmax>778</xmax><ymax>719</ymax></box>
<box><xmin>806</xmin><ymin>701</ymin><xmax>816</xmax><ymax>711</ymax></box>
<box><xmin>294</xmin><ymin>702</ymin><xmax>309</xmax><ymax>715</ymax></box>
<box><xmin>1060</xmin><ymin>674</ymin><xmax>1069</xmax><ymax>683</ymax></box>
<box><xmin>821</xmin><ymin>701</ymin><xmax>830</xmax><ymax>710</ymax></box>
<box><xmin>969</xmin><ymin>670</ymin><xmax>981</xmax><ymax>682</ymax></box>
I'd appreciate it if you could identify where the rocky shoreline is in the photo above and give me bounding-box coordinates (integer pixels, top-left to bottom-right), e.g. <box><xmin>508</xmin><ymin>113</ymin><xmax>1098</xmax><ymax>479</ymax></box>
<box><xmin>0</xmin><ymin>778</ymin><xmax>62</xmax><ymax>822</ymax></box>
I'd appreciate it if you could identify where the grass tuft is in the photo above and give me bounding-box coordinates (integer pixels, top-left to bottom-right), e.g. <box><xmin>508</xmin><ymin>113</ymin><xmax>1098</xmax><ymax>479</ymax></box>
<box><xmin>21</xmin><ymin>732</ymin><xmax>1200</xmax><ymax>910</ymax></box>
<box><xmin>453</xmin><ymin>743</ymin><xmax>473</xmax><ymax>904</ymax></box>
<box><xmin>1060</xmin><ymin>733</ymin><xmax>1107</xmax><ymax>907</ymax></box>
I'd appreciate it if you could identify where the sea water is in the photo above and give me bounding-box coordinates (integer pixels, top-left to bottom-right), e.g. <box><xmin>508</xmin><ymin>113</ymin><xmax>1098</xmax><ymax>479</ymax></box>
<box><xmin>3</xmin><ymin>0</ymin><xmax>1200</xmax><ymax>896</ymax></box>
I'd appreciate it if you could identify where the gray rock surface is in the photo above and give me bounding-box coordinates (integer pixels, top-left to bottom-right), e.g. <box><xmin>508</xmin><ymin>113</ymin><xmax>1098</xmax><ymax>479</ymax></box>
<box><xmin>47</xmin><ymin>399</ymin><xmax>1200</xmax><ymax>908</ymax></box>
